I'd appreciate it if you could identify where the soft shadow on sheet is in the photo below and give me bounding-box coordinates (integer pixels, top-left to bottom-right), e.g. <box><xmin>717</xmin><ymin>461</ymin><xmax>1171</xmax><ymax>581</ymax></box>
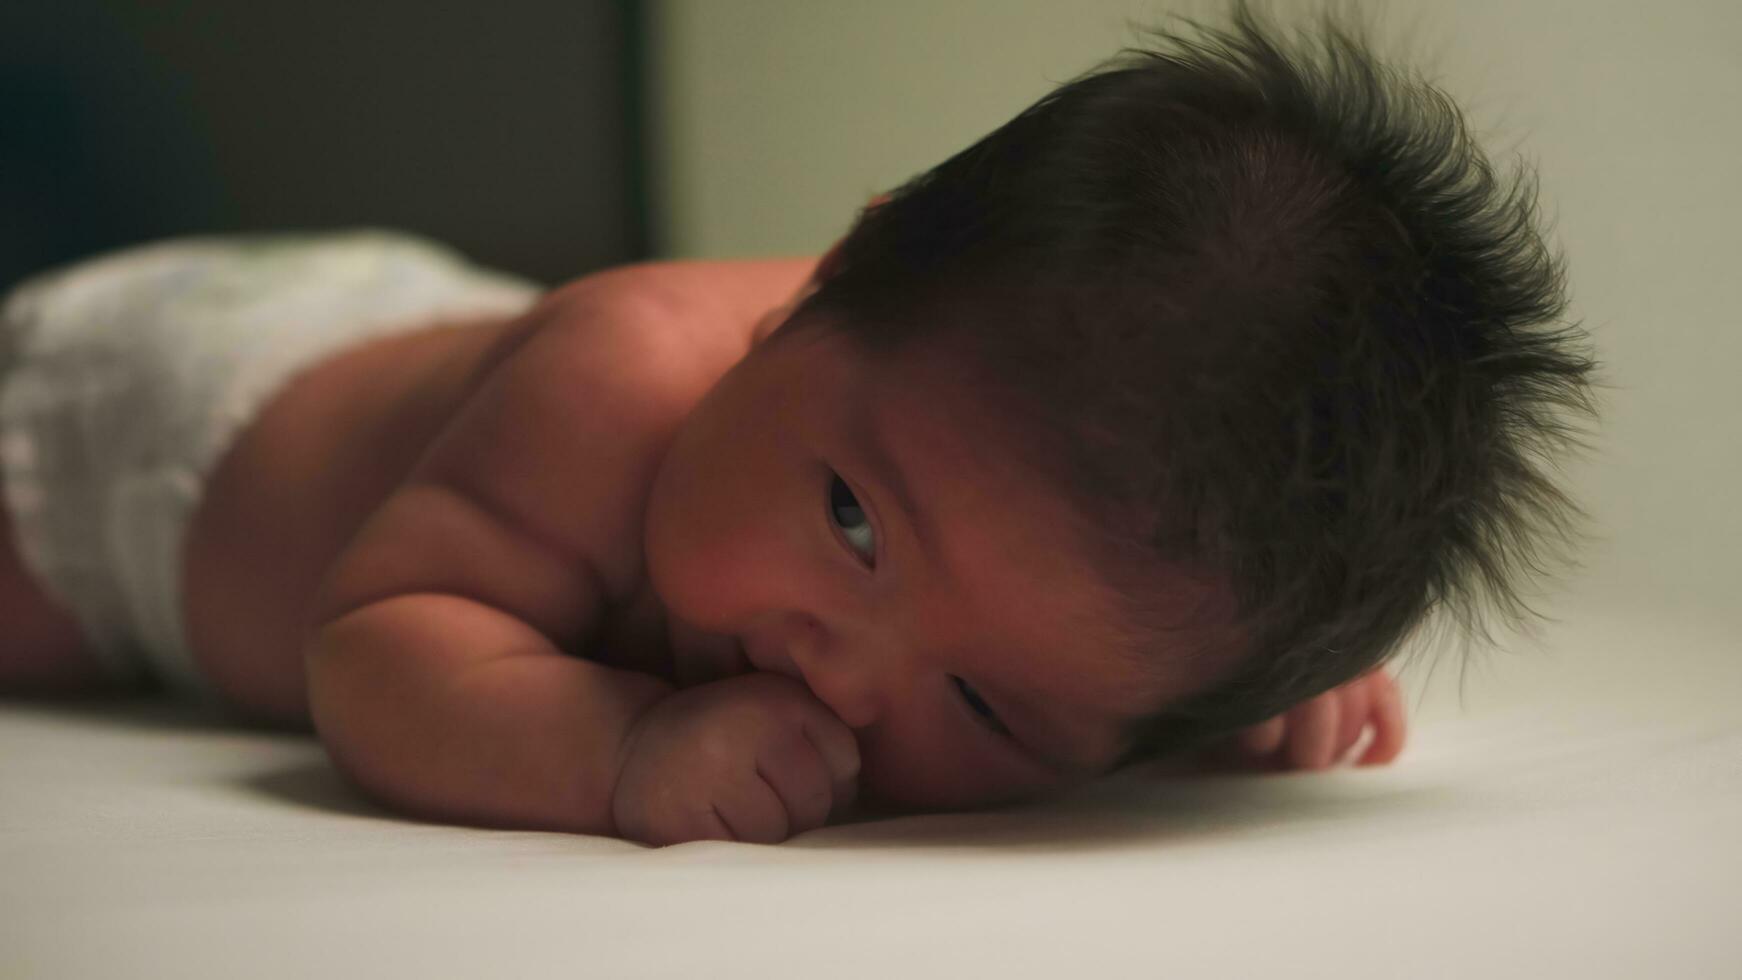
<box><xmin>805</xmin><ymin>764</ymin><xmax>1458</xmax><ymax>853</ymax></box>
<box><xmin>5</xmin><ymin>694</ymin><xmax>1456</xmax><ymax>854</ymax></box>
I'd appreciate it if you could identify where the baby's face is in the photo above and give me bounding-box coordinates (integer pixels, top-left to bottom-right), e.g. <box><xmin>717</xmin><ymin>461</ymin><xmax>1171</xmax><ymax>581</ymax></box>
<box><xmin>644</xmin><ymin>321</ymin><xmax>1220</xmax><ymax>811</ymax></box>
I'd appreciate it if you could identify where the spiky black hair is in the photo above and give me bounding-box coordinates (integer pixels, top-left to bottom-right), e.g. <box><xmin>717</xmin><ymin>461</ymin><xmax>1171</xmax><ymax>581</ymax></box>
<box><xmin>794</xmin><ymin>0</ymin><xmax>1600</xmax><ymax>763</ymax></box>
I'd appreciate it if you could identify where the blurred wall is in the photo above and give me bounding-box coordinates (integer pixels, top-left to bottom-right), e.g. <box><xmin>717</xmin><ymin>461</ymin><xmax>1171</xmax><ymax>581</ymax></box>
<box><xmin>0</xmin><ymin>0</ymin><xmax>646</xmax><ymax>289</ymax></box>
<box><xmin>647</xmin><ymin>0</ymin><xmax>1161</xmax><ymax>259</ymax></box>
<box><xmin>648</xmin><ymin>0</ymin><xmax>1742</xmax><ymax>690</ymax></box>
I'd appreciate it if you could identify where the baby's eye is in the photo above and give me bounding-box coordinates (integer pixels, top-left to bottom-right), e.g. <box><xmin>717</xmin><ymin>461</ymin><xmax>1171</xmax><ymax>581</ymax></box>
<box><xmin>827</xmin><ymin>473</ymin><xmax>876</xmax><ymax>565</ymax></box>
<box><xmin>952</xmin><ymin>675</ymin><xmax>1010</xmax><ymax>737</ymax></box>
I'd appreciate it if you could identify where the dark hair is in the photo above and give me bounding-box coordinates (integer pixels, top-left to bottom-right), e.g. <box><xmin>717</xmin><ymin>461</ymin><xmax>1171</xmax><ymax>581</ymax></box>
<box><xmin>791</xmin><ymin>1</ymin><xmax>1600</xmax><ymax>765</ymax></box>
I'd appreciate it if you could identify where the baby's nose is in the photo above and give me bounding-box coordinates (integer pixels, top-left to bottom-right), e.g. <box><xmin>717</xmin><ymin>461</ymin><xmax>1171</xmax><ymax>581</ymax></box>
<box><xmin>760</xmin><ymin>615</ymin><xmax>882</xmax><ymax>729</ymax></box>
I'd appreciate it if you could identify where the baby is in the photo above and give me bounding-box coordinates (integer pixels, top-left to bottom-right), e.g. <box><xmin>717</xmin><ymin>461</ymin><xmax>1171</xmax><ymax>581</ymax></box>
<box><xmin>0</xmin><ymin>4</ymin><xmax>1595</xmax><ymax>844</ymax></box>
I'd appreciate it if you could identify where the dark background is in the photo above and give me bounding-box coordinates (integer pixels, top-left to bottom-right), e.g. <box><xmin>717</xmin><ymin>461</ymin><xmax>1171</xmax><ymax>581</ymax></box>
<box><xmin>0</xmin><ymin>0</ymin><xmax>648</xmax><ymax>292</ymax></box>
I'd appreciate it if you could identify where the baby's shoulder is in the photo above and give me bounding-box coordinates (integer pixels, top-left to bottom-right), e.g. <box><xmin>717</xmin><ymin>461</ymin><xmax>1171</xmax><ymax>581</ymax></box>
<box><xmin>433</xmin><ymin>271</ymin><xmax>746</xmax><ymax>591</ymax></box>
<box><xmin>505</xmin><ymin>268</ymin><xmax>749</xmax><ymax>418</ymax></box>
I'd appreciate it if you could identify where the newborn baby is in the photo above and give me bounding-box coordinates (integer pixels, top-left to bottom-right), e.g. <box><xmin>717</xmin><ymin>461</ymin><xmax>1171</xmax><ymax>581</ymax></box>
<box><xmin>0</xmin><ymin>4</ymin><xmax>1593</xmax><ymax>844</ymax></box>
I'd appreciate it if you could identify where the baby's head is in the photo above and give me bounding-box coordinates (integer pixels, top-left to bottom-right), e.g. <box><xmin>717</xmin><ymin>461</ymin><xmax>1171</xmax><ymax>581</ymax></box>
<box><xmin>646</xmin><ymin>2</ymin><xmax>1598</xmax><ymax>811</ymax></box>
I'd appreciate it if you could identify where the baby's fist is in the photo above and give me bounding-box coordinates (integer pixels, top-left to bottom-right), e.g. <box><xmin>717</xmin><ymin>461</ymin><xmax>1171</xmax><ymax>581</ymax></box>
<box><xmin>1219</xmin><ymin>668</ymin><xmax>1407</xmax><ymax>771</ymax></box>
<box><xmin>611</xmin><ymin>672</ymin><xmax>860</xmax><ymax>846</ymax></box>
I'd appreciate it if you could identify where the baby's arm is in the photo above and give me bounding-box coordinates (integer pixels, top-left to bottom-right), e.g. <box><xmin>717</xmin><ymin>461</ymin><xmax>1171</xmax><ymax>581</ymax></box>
<box><xmin>304</xmin><ymin>283</ymin><xmax>700</xmax><ymax>835</ymax></box>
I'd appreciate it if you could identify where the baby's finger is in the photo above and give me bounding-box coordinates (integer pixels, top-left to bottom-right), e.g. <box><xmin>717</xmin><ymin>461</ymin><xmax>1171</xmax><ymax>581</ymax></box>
<box><xmin>1285</xmin><ymin>692</ymin><xmax>1340</xmax><ymax>770</ymax></box>
<box><xmin>1332</xmin><ymin>676</ymin><xmax>1374</xmax><ymax>764</ymax></box>
<box><xmin>756</xmin><ymin>736</ymin><xmax>835</xmax><ymax>836</ymax></box>
<box><xmin>801</xmin><ymin>715</ymin><xmax>861</xmax><ymax>815</ymax></box>
<box><xmin>713</xmin><ymin>772</ymin><xmax>791</xmax><ymax>845</ymax></box>
<box><xmin>1233</xmin><ymin>716</ymin><xmax>1286</xmax><ymax>759</ymax></box>
<box><xmin>644</xmin><ymin>801</ymin><xmax>734</xmax><ymax>847</ymax></box>
<box><xmin>691</xmin><ymin>807</ymin><xmax>736</xmax><ymax>845</ymax></box>
<box><xmin>1356</xmin><ymin>673</ymin><xmax>1407</xmax><ymax>765</ymax></box>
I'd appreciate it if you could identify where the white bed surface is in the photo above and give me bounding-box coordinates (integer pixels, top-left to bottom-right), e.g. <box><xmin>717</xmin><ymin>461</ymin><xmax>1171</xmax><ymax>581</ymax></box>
<box><xmin>5</xmin><ymin>605</ymin><xmax>1737</xmax><ymax>979</ymax></box>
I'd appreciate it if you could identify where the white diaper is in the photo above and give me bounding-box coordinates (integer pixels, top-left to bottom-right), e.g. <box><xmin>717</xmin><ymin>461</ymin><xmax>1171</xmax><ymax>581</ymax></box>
<box><xmin>0</xmin><ymin>230</ymin><xmax>540</xmax><ymax>696</ymax></box>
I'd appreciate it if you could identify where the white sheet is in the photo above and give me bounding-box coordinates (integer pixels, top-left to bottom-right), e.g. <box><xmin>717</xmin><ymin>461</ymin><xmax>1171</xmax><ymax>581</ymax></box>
<box><xmin>4</xmin><ymin>604</ymin><xmax>1738</xmax><ymax>978</ymax></box>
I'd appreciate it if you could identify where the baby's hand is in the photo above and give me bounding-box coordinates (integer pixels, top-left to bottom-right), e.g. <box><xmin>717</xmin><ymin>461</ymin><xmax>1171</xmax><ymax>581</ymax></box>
<box><xmin>611</xmin><ymin>673</ymin><xmax>860</xmax><ymax>845</ymax></box>
<box><xmin>1217</xmin><ymin>668</ymin><xmax>1407</xmax><ymax>771</ymax></box>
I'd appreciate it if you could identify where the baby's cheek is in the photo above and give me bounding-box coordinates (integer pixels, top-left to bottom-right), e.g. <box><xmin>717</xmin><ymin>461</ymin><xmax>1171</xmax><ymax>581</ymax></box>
<box><xmin>643</xmin><ymin>488</ymin><xmax>731</xmax><ymax>616</ymax></box>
